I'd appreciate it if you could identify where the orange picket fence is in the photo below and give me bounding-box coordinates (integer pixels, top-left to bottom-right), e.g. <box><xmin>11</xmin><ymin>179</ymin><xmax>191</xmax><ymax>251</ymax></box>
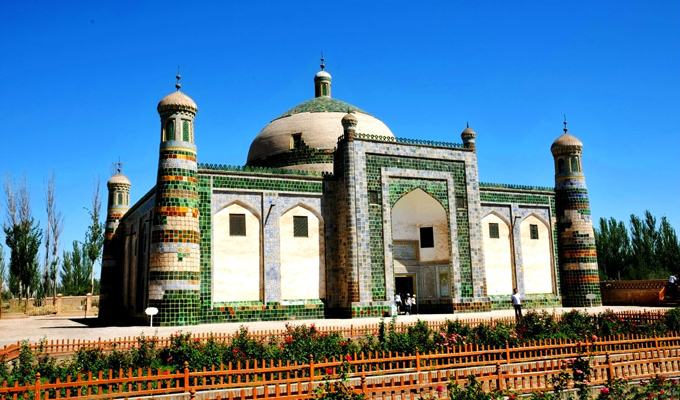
<box><xmin>3</xmin><ymin>332</ymin><xmax>680</xmax><ymax>400</ymax></box>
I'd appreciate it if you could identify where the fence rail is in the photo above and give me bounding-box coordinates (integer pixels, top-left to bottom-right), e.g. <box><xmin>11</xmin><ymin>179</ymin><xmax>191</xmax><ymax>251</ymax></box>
<box><xmin>1</xmin><ymin>310</ymin><xmax>669</xmax><ymax>363</ymax></box>
<box><xmin>4</xmin><ymin>331</ymin><xmax>680</xmax><ymax>400</ymax></box>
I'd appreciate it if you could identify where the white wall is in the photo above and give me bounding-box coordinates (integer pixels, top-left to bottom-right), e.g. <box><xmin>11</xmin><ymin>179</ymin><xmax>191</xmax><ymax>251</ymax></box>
<box><xmin>520</xmin><ymin>215</ymin><xmax>553</xmax><ymax>294</ymax></box>
<box><xmin>213</xmin><ymin>203</ymin><xmax>261</xmax><ymax>302</ymax></box>
<box><xmin>481</xmin><ymin>214</ymin><xmax>514</xmax><ymax>296</ymax></box>
<box><xmin>280</xmin><ymin>206</ymin><xmax>324</xmax><ymax>300</ymax></box>
<box><xmin>391</xmin><ymin>188</ymin><xmax>449</xmax><ymax>262</ymax></box>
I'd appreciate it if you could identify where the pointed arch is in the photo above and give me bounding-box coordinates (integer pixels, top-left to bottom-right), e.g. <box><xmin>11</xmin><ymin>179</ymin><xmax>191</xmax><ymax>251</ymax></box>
<box><xmin>392</xmin><ymin>187</ymin><xmax>447</xmax><ymax>211</ymax></box>
<box><xmin>392</xmin><ymin>188</ymin><xmax>449</xmax><ymax>263</ymax></box>
<box><xmin>214</xmin><ymin>200</ymin><xmax>261</xmax><ymax>221</ymax></box>
<box><xmin>280</xmin><ymin>204</ymin><xmax>325</xmax><ymax>300</ymax></box>
<box><xmin>481</xmin><ymin>212</ymin><xmax>513</xmax><ymax>296</ymax></box>
<box><xmin>213</xmin><ymin>202</ymin><xmax>261</xmax><ymax>302</ymax></box>
<box><xmin>519</xmin><ymin>214</ymin><xmax>553</xmax><ymax>294</ymax></box>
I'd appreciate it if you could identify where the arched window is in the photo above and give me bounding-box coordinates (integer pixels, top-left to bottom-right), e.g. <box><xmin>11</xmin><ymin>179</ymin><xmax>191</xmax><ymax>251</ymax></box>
<box><xmin>570</xmin><ymin>157</ymin><xmax>580</xmax><ymax>172</ymax></box>
<box><xmin>165</xmin><ymin>119</ymin><xmax>175</xmax><ymax>141</ymax></box>
<box><xmin>117</xmin><ymin>192</ymin><xmax>123</xmax><ymax>205</ymax></box>
<box><xmin>558</xmin><ymin>158</ymin><xmax>566</xmax><ymax>173</ymax></box>
<box><xmin>182</xmin><ymin>120</ymin><xmax>190</xmax><ymax>142</ymax></box>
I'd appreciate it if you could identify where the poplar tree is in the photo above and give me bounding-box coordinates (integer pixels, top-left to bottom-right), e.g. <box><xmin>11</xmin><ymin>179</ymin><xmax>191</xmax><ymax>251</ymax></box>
<box><xmin>83</xmin><ymin>177</ymin><xmax>104</xmax><ymax>294</ymax></box>
<box><xmin>3</xmin><ymin>174</ymin><xmax>42</xmax><ymax>312</ymax></box>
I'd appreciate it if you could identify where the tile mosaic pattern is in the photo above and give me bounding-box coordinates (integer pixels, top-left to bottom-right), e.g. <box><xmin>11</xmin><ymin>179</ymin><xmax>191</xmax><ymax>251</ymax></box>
<box><xmin>198</xmin><ymin>169</ymin><xmax>327</xmax><ymax>323</ymax></box>
<box><xmin>247</xmin><ymin>146</ymin><xmax>335</xmax><ymax>170</ymax></box>
<box><xmin>366</xmin><ymin>154</ymin><xmax>472</xmax><ymax>299</ymax></box>
<box><xmin>149</xmin><ymin>137</ymin><xmax>201</xmax><ymax>326</ymax></box>
<box><xmin>479</xmin><ymin>186</ymin><xmax>561</xmax><ymax>297</ymax></box>
<box><xmin>556</xmin><ymin>180</ymin><xmax>601</xmax><ymax>307</ymax></box>
<box><xmin>275</xmin><ymin>96</ymin><xmax>369</xmax><ymax>120</ymax></box>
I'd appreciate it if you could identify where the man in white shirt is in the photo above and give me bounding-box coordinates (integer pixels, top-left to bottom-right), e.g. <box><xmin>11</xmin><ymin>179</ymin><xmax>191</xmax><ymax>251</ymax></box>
<box><xmin>511</xmin><ymin>288</ymin><xmax>522</xmax><ymax>320</ymax></box>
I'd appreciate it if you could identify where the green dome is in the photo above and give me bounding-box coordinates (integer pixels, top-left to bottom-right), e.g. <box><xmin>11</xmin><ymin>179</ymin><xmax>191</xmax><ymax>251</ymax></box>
<box><xmin>274</xmin><ymin>97</ymin><xmax>368</xmax><ymax>121</ymax></box>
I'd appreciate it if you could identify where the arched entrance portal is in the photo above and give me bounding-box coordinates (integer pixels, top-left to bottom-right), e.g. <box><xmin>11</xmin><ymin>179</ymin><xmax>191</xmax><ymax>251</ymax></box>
<box><xmin>391</xmin><ymin>188</ymin><xmax>450</xmax><ymax>310</ymax></box>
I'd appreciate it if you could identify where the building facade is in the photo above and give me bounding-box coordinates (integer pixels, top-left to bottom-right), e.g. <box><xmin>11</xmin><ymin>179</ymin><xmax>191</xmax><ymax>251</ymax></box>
<box><xmin>99</xmin><ymin>64</ymin><xmax>602</xmax><ymax>326</ymax></box>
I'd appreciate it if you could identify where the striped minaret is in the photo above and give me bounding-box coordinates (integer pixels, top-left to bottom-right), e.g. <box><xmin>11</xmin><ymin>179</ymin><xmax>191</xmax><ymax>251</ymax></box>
<box><xmin>551</xmin><ymin>118</ymin><xmax>601</xmax><ymax>307</ymax></box>
<box><xmin>99</xmin><ymin>163</ymin><xmax>131</xmax><ymax>320</ymax></box>
<box><xmin>148</xmin><ymin>72</ymin><xmax>200</xmax><ymax>325</ymax></box>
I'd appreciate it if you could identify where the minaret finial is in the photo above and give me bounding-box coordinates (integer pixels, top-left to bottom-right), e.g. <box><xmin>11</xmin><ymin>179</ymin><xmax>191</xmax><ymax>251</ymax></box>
<box><xmin>175</xmin><ymin>66</ymin><xmax>182</xmax><ymax>91</ymax></box>
<box><xmin>467</xmin><ymin>122</ymin><xmax>469</xmax><ymax>128</ymax></box>
<box><xmin>320</xmin><ymin>52</ymin><xmax>325</xmax><ymax>71</ymax></box>
<box><xmin>563</xmin><ymin>114</ymin><xmax>568</xmax><ymax>134</ymax></box>
<box><xmin>117</xmin><ymin>157</ymin><xmax>122</xmax><ymax>174</ymax></box>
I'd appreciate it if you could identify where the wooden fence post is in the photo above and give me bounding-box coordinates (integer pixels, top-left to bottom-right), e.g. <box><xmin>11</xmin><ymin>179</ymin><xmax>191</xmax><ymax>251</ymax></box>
<box><xmin>606</xmin><ymin>352</ymin><xmax>614</xmax><ymax>382</ymax></box>
<box><xmin>416</xmin><ymin>349</ymin><xmax>421</xmax><ymax>373</ymax></box>
<box><xmin>184</xmin><ymin>361</ymin><xmax>190</xmax><ymax>393</ymax></box>
<box><xmin>34</xmin><ymin>373</ymin><xmax>40</xmax><ymax>400</ymax></box>
<box><xmin>505</xmin><ymin>341</ymin><xmax>510</xmax><ymax>364</ymax></box>
<box><xmin>189</xmin><ymin>389</ymin><xmax>196</xmax><ymax>400</ymax></box>
<box><xmin>654</xmin><ymin>334</ymin><xmax>661</xmax><ymax>373</ymax></box>
<box><xmin>496</xmin><ymin>362</ymin><xmax>503</xmax><ymax>391</ymax></box>
<box><xmin>361</xmin><ymin>374</ymin><xmax>367</xmax><ymax>396</ymax></box>
<box><xmin>55</xmin><ymin>294</ymin><xmax>62</xmax><ymax>316</ymax></box>
<box><xmin>309</xmin><ymin>354</ymin><xmax>315</xmax><ymax>387</ymax></box>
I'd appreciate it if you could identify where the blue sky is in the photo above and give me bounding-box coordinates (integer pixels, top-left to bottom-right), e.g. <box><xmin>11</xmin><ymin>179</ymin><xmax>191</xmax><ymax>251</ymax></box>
<box><xmin>1</xmin><ymin>1</ymin><xmax>678</xmax><ymax>280</ymax></box>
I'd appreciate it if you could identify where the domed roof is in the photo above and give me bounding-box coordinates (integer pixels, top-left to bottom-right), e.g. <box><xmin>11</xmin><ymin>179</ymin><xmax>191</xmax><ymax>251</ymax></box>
<box><xmin>551</xmin><ymin>133</ymin><xmax>583</xmax><ymax>155</ymax></box>
<box><xmin>157</xmin><ymin>90</ymin><xmax>198</xmax><ymax>114</ymax></box>
<box><xmin>341</xmin><ymin>111</ymin><xmax>358</xmax><ymax>126</ymax></box>
<box><xmin>461</xmin><ymin>124</ymin><xmax>476</xmax><ymax>139</ymax></box>
<box><xmin>107</xmin><ymin>173</ymin><xmax>130</xmax><ymax>187</ymax></box>
<box><xmin>247</xmin><ymin>66</ymin><xmax>394</xmax><ymax>168</ymax></box>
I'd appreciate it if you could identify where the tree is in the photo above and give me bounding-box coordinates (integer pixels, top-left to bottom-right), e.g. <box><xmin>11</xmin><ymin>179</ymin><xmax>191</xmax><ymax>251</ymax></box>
<box><xmin>59</xmin><ymin>240</ymin><xmax>90</xmax><ymax>296</ymax></box>
<box><xmin>43</xmin><ymin>171</ymin><xmax>63</xmax><ymax>301</ymax></box>
<box><xmin>3</xmin><ymin>174</ymin><xmax>43</xmax><ymax>312</ymax></box>
<box><xmin>595</xmin><ymin>217</ymin><xmax>631</xmax><ymax>280</ymax></box>
<box><xmin>596</xmin><ymin>211</ymin><xmax>680</xmax><ymax>280</ymax></box>
<box><xmin>0</xmin><ymin>245</ymin><xmax>5</xmax><ymax>317</ymax></box>
<box><xmin>83</xmin><ymin>177</ymin><xmax>104</xmax><ymax>294</ymax></box>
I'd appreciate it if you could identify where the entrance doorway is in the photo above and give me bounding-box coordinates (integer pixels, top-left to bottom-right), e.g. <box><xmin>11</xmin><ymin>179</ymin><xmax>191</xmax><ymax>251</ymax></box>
<box><xmin>395</xmin><ymin>276</ymin><xmax>415</xmax><ymax>298</ymax></box>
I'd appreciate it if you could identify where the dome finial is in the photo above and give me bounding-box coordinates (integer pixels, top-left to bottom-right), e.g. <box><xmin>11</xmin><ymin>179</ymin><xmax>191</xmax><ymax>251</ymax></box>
<box><xmin>117</xmin><ymin>157</ymin><xmax>122</xmax><ymax>174</ymax></box>
<box><xmin>320</xmin><ymin>51</ymin><xmax>325</xmax><ymax>71</ymax></box>
<box><xmin>175</xmin><ymin>66</ymin><xmax>182</xmax><ymax>91</ymax></box>
<box><xmin>563</xmin><ymin>114</ymin><xmax>568</xmax><ymax>134</ymax></box>
<box><xmin>467</xmin><ymin>121</ymin><xmax>469</xmax><ymax>128</ymax></box>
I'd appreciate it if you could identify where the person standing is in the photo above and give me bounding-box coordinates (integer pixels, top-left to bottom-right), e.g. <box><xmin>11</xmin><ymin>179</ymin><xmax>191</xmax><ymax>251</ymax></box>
<box><xmin>395</xmin><ymin>293</ymin><xmax>402</xmax><ymax>314</ymax></box>
<box><xmin>670</xmin><ymin>275</ymin><xmax>677</xmax><ymax>293</ymax></box>
<box><xmin>405</xmin><ymin>294</ymin><xmax>412</xmax><ymax>315</ymax></box>
<box><xmin>511</xmin><ymin>288</ymin><xmax>522</xmax><ymax>321</ymax></box>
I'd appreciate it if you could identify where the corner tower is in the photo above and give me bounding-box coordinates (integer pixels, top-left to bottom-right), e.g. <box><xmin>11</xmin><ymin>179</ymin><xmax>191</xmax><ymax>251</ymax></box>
<box><xmin>551</xmin><ymin>118</ymin><xmax>601</xmax><ymax>307</ymax></box>
<box><xmin>149</xmin><ymin>73</ymin><xmax>200</xmax><ymax>325</ymax></box>
<box><xmin>99</xmin><ymin>163</ymin><xmax>131</xmax><ymax>320</ymax></box>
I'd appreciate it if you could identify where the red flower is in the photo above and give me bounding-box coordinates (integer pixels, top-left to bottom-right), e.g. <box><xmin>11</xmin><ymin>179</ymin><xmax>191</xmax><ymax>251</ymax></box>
<box><xmin>345</xmin><ymin>355</ymin><xmax>353</xmax><ymax>362</ymax></box>
<box><xmin>372</xmin><ymin>330</ymin><xmax>378</xmax><ymax>335</ymax></box>
<box><xmin>436</xmin><ymin>386</ymin><xmax>444</xmax><ymax>393</ymax></box>
<box><xmin>509</xmin><ymin>396</ymin><xmax>516</xmax><ymax>400</ymax></box>
<box><xmin>325</xmin><ymin>368</ymin><xmax>333</xmax><ymax>374</ymax></box>
<box><xmin>592</xmin><ymin>335</ymin><xmax>598</xmax><ymax>341</ymax></box>
<box><xmin>167</xmin><ymin>356</ymin><xmax>173</xmax><ymax>362</ymax></box>
<box><xmin>601</xmin><ymin>388</ymin><xmax>610</xmax><ymax>395</ymax></box>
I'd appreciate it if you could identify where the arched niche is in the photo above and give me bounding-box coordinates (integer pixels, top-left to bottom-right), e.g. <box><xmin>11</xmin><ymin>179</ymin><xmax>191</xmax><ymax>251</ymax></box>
<box><xmin>213</xmin><ymin>202</ymin><xmax>261</xmax><ymax>302</ymax></box>
<box><xmin>519</xmin><ymin>214</ymin><xmax>553</xmax><ymax>294</ymax></box>
<box><xmin>481</xmin><ymin>212</ymin><xmax>513</xmax><ymax>296</ymax></box>
<box><xmin>391</xmin><ymin>188</ymin><xmax>449</xmax><ymax>263</ymax></box>
<box><xmin>280</xmin><ymin>204</ymin><xmax>325</xmax><ymax>300</ymax></box>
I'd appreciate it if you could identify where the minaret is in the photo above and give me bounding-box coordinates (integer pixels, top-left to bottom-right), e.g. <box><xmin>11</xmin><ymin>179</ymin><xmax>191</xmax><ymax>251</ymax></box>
<box><xmin>314</xmin><ymin>53</ymin><xmax>332</xmax><ymax>98</ymax></box>
<box><xmin>461</xmin><ymin>123</ymin><xmax>476</xmax><ymax>152</ymax></box>
<box><xmin>148</xmin><ymin>71</ymin><xmax>200</xmax><ymax>325</ymax></box>
<box><xmin>551</xmin><ymin>117</ymin><xmax>601</xmax><ymax>307</ymax></box>
<box><xmin>99</xmin><ymin>161</ymin><xmax>131</xmax><ymax>320</ymax></box>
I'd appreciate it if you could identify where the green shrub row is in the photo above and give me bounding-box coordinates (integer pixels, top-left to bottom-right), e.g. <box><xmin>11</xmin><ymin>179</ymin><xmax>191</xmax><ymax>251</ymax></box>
<box><xmin>3</xmin><ymin>308</ymin><xmax>680</xmax><ymax>388</ymax></box>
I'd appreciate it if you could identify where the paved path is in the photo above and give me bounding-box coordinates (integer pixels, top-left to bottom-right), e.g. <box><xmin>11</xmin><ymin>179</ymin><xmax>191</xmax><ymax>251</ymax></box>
<box><xmin>0</xmin><ymin>305</ymin><xmax>662</xmax><ymax>347</ymax></box>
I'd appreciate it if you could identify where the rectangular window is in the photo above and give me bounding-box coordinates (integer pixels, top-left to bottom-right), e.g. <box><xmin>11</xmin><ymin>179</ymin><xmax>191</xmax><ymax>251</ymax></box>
<box><xmin>293</xmin><ymin>216</ymin><xmax>308</xmax><ymax>237</ymax></box>
<box><xmin>530</xmin><ymin>224</ymin><xmax>539</xmax><ymax>240</ymax></box>
<box><xmin>368</xmin><ymin>190</ymin><xmax>379</xmax><ymax>205</ymax></box>
<box><xmin>419</xmin><ymin>227</ymin><xmax>434</xmax><ymax>248</ymax></box>
<box><xmin>455</xmin><ymin>195</ymin><xmax>467</xmax><ymax>209</ymax></box>
<box><xmin>229</xmin><ymin>214</ymin><xmax>246</xmax><ymax>236</ymax></box>
<box><xmin>291</xmin><ymin>133</ymin><xmax>302</xmax><ymax>149</ymax></box>
<box><xmin>489</xmin><ymin>223</ymin><xmax>499</xmax><ymax>239</ymax></box>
